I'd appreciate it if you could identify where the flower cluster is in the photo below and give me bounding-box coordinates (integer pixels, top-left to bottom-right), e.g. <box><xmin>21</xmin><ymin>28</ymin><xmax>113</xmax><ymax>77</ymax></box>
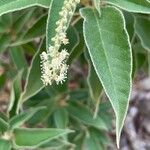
<box><xmin>40</xmin><ymin>50</ymin><xmax>69</xmax><ymax>85</ymax></box>
<box><xmin>40</xmin><ymin>0</ymin><xmax>80</xmax><ymax>86</ymax></box>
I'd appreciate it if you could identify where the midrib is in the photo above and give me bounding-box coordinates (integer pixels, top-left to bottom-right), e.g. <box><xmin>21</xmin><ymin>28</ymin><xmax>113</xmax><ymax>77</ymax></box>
<box><xmin>93</xmin><ymin>9</ymin><xmax>118</xmax><ymax>111</ymax></box>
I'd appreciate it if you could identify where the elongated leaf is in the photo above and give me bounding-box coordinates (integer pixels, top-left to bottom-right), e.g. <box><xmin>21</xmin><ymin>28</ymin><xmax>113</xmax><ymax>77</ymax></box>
<box><xmin>107</xmin><ymin>0</ymin><xmax>150</xmax><ymax>14</ymax></box>
<box><xmin>13</xmin><ymin>9</ymin><xmax>35</xmax><ymax>34</ymax></box>
<box><xmin>46</xmin><ymin>0</ymin><xmax>64</xmax><ymax>49</ymax></box>
<box><xmin>69</xmin><ymin>90</ymin><xmax>89</xmax><ymax>101</ymax></box>
<box><xmin>8</xmin><ymin>71</ymin><xmax>23</xmax><ymax>117</ymax></box>
<box><xmin>135</xmin><ymin>17</ymin><xmax>150</xmax><ymax>51</ymax></box>
<box><xmin>39</xmin><ymin>139</ymin><xmax>67</xmax><ymax>149</ymax></box>
<box><xmin>123</xmin><ymin>12</ymin><xmax>134</xmax><ymax>41</ymax></box>
<box><xmin>0</xmin><ymin>74</ymin><xmax>6</xmax><ymax>89</ymax></box>
<box><xmin>9</xmin><ymin>47</ymin><xmax>27</xmax><ymax>71</ymax></box>
<box><xmin>83</xmin><ymin>130</ymin><xmax>103</xmax><ymax>150</ymax></box>
<box><xmin>0</xmin><ymin>34</ymin><xmax>11</xmax><ymax>53</ymax></box>
<box><xmin>0</xmin><ymin>0</ymin><xmax>51</xmax><ymax>17</ymax></box>
<box><xmin>9</xmin><ymin>107</ymin><xmax>45</xmax><ymax>129</ymax></box>
<box><xmin>18</xmin><ymin>40</ymin><xmax>45</xmax><ymax>106</ymax></box>
<box><xmin>0</xmin><ymin>139</ymin><xmax>11</xmax><ymax>150</ymax></box>
<box><xmin>80</xmin><ymin>7</ymin><xmax>132</xmax><ymax>147</ymax></box>
<box><xmin>0</xmin><ymin>13</ymin><xmax>12</xmax><ymax>33</ymax></box>
<box><xmin>68</xmin><ymin>19</ymin><xmax>85</xmax><ymax>64</ymax></box>
<box><xmin>27</xmin><ymin>99</ymin><xmax>55</xmax><ymax>126</ymax></box>
<box><xmin>67</xmin><ymin>102</ymin><xmax>108</xmax><ymax>131</ymax></box>
<box><xmin>0</xmin><ymin>118</ymin><xmax>9</xmax><ymax>133</ymax></box>
<box><xmin>64</xmin><ymin>27</ymin><xmax>79</xmax><ymax>54</ymax></box>
<box><xmin>0</xmin><ymin>112</ymin><xmax>8</xmax><ymax>122</ymax></box>
<box><xmin>88</xmin><ymin>128</ymin><xmax>111</xmax><ymax>148</ymax></box>
<box><xmin>54</xmin><ymin>107</ymin><xmax>69</xmax><ymax>128</ymax></box>
<box><xmin>85</xmin><ymin>50</ymin><xmax>102</xmax><ymax>102</ymax></box>
<box><xmin>46</xmin><ymin>0</ymin><xmax>77</xmax><ymax>49</ymax></box>
<box><xmin>0</xmin><ymin>22</ymin><xmax>8</xmax><ymax>33</ymax></box>
<box><xmin>0</xmin><ymin>13</ymin><xmax>12</xmax><ymax>27</ymax></box>
<box><xmin>133</xmin><ymin>43</ymin><xmax>147</xmax><ymax>75</ymax></box>
<box><xmin>13</xmin><ymin>128</ymin><xmax>73</xmax><ymax>148</ymax></box>
<box><xmin>11</xmin><ymin>14</ymin><xmax>47</xmax><ymax>47</ymax></box>
<box><xmin>98</xmin><ymin>102</ymin><xmax>113</xmax><ymax>129</ymax></box>
<box><xmin>83</xmin><ymin>137</ymin><xmax>103</xmax><ymax>150</ymax></box>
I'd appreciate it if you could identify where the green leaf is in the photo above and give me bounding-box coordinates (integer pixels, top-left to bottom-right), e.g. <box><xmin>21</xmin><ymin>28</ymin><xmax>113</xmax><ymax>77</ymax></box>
<box><xmin>0</xmin><ymin>118</ymin><xmax>9</xmax><ymax>134</ymax></box>
<box><xmin>0</xmin><ymin>13</ymin><xmax>12</xmax><ymax>33</ymax></box>
<box><xmin>0</xmin><ymin>34</ymin><xmax>11</xmax><ymax>53</ymax></box>
<box><xmin>107</xmin><ymin>0</ymin><xmax>150</xmax><ymax>14</ymax></box>
<box><xmin>0</xmin><ymin>139</ymin><xmax>11</xmax><ymax>150</ymax></box>
<box><xmin>135</xmin><ymin>16</ymin><xmax>150</xmax><ymax>51</ymax></box>
<box><xmin>46</xmin><ymin>0</ymin><xmax>64</xmax><ymax>49</ymax></box>
<box><xmin>98</xmin><ymin>103</ymin><xmax>113</xmax><ymax>130</ymax></box>
<box><xmin>134</xmin><ymin>16</ymin><xmax>150</xmax><ymax>74</ymax></box>
<box><xmin>68</xmin><ymin>19</ymin><xmax>84</xmax><ymax>64</ymax></box>
<box><xmin>13</xmin><ymin>128</ymin><xmax>73</xmax><ymax>148</ymax></box>
<box><xmin>0</xmin><ymin>22</ymin><xmax>8</xmax><ymax>33</ymax></box>
<box><xmin>0</xmin><ymin>112</ymin><xmax>8</xmax><ymax>122</ymax></box>
<box><xmin>83</xmin><ymin>129</ymin><xmax>103</xmax><ymax>150</ymax></box>
<box><xmin>67</xmin><ymin>102</ymin><xmax>108</xmax><ymax>131</ymax></box>
<box><xmin>54</xmin><ymin>107</ymin><xmax>69</xmax><ymax>128</ymax></box>
<box><xmin>18</xmin><ymin>40</ymin><xmax>45</xmax><ymax>105</ymax></box>
<box><xmin>46</xmin><ymin>0</ymin><xmax>77</xmax><ymax>49</ymax></box>
<box><xmin>0</xmin><ymin>74</ymin><xmax>6</xmax><ymax>89</ymax></box>
<box><xmin>88</xmin><ymin>128</ymin><xmax>111</xmax><ymax>148</ymax></box>
<box><xmin>27</xmin><ymin>99</ymin><xmax>56</xmax><ymax>126</ymax></box>
<box><xmin>0</xmin><ymin>13</ymin><xmax>12</xmax><ymax>27</ymax></box>
<box><xmin>11</xmin><ymin>14</ymin><xmax>47</xmax><ymax>47</ymax></box>
<box><xmin>64</xmin><ymin>27</ymin><xmax>79</xmax><ymax>54</ymax></box>
<box><xmin>123</xmin><ymin>12</ymin><xmax>135</xmax><ymax>41</ymax></box>
<box><xmin>80</xmin><ymin>7</ymin><xmax>132</xmax><ymax>147</ymax></box>
<box><xmin>8</xmin><ymin>71</ymin><xmax>23</xmax><ymax>117</ymax></box>
<box><xmin>39</xmin><ymin>139</ymin><xmax>67</xmax><ymax>149</ymax></box>
<box><xmin>84</xmin><ymin>49</ymin><xmax>102</xmax><ymax>102</ymax></box>
<box><xmin>13</xmin><ymin>9</ymin><xmax>35</xmax><ymax>34</ymax></box>
<box><xmin>133</xmin><ymin>43</ymin><xmax>147</xmax><ymax>73</ymax></box>
<box><xmin>0</xmin><ymin>0</ymin><xmax>51</xmax><ymax>17</ymax></box>
<box><xmin>9</xmin><ymin>47</ymin><xmax>27</xmax><ymax>71</ymax></box>
<box><xmin>69</xmin><ymin>90</ymin><xmax>89</xmax><ymax>101</ymax></box>
<box><xmin>9</xmin><ymin>107</ymin><xmax>46</xmax><ymax>129</ymax></box>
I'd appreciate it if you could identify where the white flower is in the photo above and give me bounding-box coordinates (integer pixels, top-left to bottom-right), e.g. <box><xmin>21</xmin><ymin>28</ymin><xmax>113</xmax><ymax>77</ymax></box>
<box><xmin>60</xmin><ymin>49</ymin><xmax>69</xmax><ymax>60</ymax></box>
<box><xmin>40</xmin><ymin>52</ymin><xmax>48</xmax><ymax>61</ymax></box>
<box><xmin>40</xmin><ymin>0</ymin><xmax>80</xmax><ymax>86</ymax></box>
<box><xmin>40</xmin><ymin>49</ymin><xmax>69</xmax><ymax>85</ymax></box>
<box><xmin>55</xmin><ymin>64</ymin><xmax>68</xmax><ymax>84</ymax></box>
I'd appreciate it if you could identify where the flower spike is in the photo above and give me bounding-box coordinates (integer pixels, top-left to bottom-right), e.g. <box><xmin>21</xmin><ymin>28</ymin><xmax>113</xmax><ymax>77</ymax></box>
<box><xmin>40</xmin><ymin>0</ymin><xmax>80</xmax><ymax>85</ymax></box>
